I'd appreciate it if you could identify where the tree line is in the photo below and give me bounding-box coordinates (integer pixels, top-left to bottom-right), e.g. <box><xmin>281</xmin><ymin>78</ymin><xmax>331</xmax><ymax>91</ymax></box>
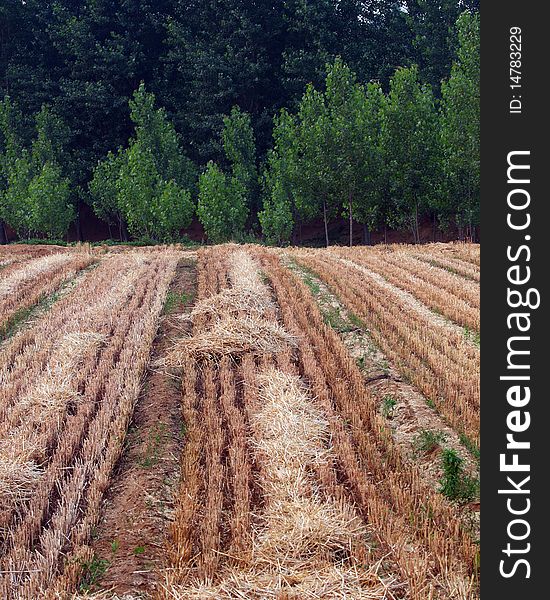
<box><xmin>0</xmin><ymin>4</ymin><xmax>479</xmax><ymax>245</ymax></box>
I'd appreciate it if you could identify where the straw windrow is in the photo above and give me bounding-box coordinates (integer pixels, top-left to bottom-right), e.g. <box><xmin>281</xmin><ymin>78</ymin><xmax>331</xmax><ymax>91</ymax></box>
<box><xmin>164</xmin><ymin>248</ymin><xmax>399</xmax><ymax>599</ymax></box>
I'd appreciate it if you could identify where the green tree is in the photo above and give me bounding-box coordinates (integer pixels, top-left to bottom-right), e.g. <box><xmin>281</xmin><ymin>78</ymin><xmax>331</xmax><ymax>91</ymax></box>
<box><xmin>259</xmin><ymin>109</ymin><xmax>299</xmax><ymax>245</ymax></box>
<box><xmin>129</xmin><ymin>82</ymin><xmax>197</xmax><ymax>192</ymax></box>
<box><xmin>1</xmin><ymin>150</ymin><xmax>34</xmax><ymax>236</ymax></box>
<box><xmin>295</xmin><ymin>83</ymin><xmax>337</xmax><ymax>246</ymax></box>
<box><xmin>0</xmin><ymin>96</ymin><xmax>25</xmax><ymax>242</ymax></box>
<box><xmin>28</xmin><ymin>162</ymin><xmax>74</xmax><ymax>239</ymax></box>
<box><xmin>116</xmin><ymin>141</ymin><xmax>193</xmax><ymax>242</ymax></box>
<box><xmin>92</xmin><ymin>84</ymin><xmax>196</xmax><ymax>242</ymax></box>
<box><xmin>156</xmin><ymin>178</ymin><xmax>194</xmax><ymax>241</ymax></box>
<box><xmin>222</xmin><ymin>106</ymin><xmax>259</xmax><ymax>217</ymax></box>
<box><xmin>405</xmin><ymin>1</ymin><xmax>479</xmax><ymax>91</ymax></box>
<box><xmin>197</xmin><ymin>161</ymin><xmax>248</xmax><ymax>244</ymax></box>
<box><xmin>89</xmin><ymin>149</ymin><xmax>128</xmax><ymax>240</ymax></box>
<box><xmin>0</xmin><ymin>99</ymin><xmax>74</xmax><ymax>239</ymax></box>
<box><xmin>440</xmin><ymin>10</ymin><xmax>479</xmax><ymax>239</ymax></box>
<box><xmin>324</xmin><ymin>58</ymin><xmax>385</xmax><ymax>246</ymax></box>
<box><xmin>381</xmin><ymin>65</ymin><xmax>440</xmax><ymax>243</ymax></box>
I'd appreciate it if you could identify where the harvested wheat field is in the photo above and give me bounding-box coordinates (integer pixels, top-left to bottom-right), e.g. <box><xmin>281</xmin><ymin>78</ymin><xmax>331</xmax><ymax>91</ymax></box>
<box><xmin>0</xmin><ymin>242</ymin><xmax>480</xmax><ymax>600</ymax></box>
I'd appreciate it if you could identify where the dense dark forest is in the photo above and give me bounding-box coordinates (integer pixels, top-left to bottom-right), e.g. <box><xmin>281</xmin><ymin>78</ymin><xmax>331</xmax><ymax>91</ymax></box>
<box><xmin>0</xmin><ymin>0</ymin><xmax>479</xmax><ymax>245</ymax></box>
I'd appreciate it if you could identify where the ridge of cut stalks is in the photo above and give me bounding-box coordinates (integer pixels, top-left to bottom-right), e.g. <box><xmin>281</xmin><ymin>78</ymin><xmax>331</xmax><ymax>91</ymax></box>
<box><xmin>0</xmin><ymin>252</ymin><xmax>95</xmax><ymax>338</ymax></box>
<box><xmin>0</xmin><ymin>249</ymin><xmax>181</xmax><ymax>599</ymax></box>
<box><xmin>165</xmin><ymin>248</ymin><xmax>402</xmax><ymax>599</ymax></box>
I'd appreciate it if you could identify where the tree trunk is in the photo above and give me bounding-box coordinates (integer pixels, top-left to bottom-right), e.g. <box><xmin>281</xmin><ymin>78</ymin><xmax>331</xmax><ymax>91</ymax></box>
<box><xmin>119</xmin><ymin>219</ymin><xmax>129</xmax><ymax>242</ymax></box>
<box><xmin>363</xmin><ymin>223</ymin><xmax>371</xmax><ymax>245</ymax></box>
<box><xmin>0</xmin><ymin>220</ymin><xmax>7</xmax><ymax>245</ymax></box>
<box><xmin>413</xmin><ymin>204</ymin><xmax>420</xmax><ymax>244</ymax></box>
<box><xmin>432</xmin><ymin>213</ymin><xmax>437</xmax><ymax>242</ymax></box>
<box><xmin>323</xmin><ymin>198</ymin><xmax>329</xmax><ymax>247</ymax></box>
<box><xmin>384</xmin><ymin>225</ymin><xmax>387</xmax><ymax>244</ymax></box>
<box><xmin>75</xmin><ymin>201</ymin><xmax>83</xmax><ymax>242</ymax></box>
<box><xmin>348</xmin><ymin>196</ymin><xmax>353</xmax><ymax>247</ymax></box>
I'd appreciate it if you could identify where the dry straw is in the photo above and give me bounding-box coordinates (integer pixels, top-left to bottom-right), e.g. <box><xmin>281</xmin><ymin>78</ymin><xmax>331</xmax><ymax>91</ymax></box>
<box><xmin>165</xmin><ymin>248</ymin><xmax>294</xmax><ymax>363</ymax></box>
<box><xmin>167</xmin><ymin>364</ymin><xmax>391</xmax><ymax>598</ymax></box>
<box><xmin>0</xmin><ymin>437</ymin><xmax>42</xmax><ymax>516</ymax></box>
<box><xmin>164</xmin><ymin>316</ymin><xmax>297</xmax><ymax>362</ymax></box>
<box><xmin>179</xmin><ymin>248</ymin><xmax>274</xmax><ymax>323</ymax></box>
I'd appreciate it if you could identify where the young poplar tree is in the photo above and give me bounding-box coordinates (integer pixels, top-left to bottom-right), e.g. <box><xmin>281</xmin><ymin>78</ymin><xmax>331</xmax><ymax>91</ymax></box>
<box><xmin>91</xmin><ymin>84</ymin><xmax>195</xmax><ymax>242</ymax></box>
<box><xmin>197</xmin><ymin>161</ymin><xmax>248</xmax><ymax>243</ymax></box>
<box><xmin>259</xmin><ymin>109</ymin><xmax>299</xmax><ymax>245</ymax></box>
<box><xmin>129</xmin><ymin>83</ymin><xmax>197</xmax><ymax>192</ymax></box>
<box><xmin>324</xmin><ymin>58</ymin><xmax>386</xmax><ymax>246</ymax></box>
<box><xmin>296</xmin><ymin>83</ymin><xmax>337</xmax><ymax>247</ymax></box>
<box><xmin>88</xmin><ymin>149</ymin><xmax>129</xmax><ymax>240</ymax></box>
<box><xmin>440</xmin><ymin>11</ymin><xmax>480</xmax><ymax>239</ymax></box>
<box><xmin>381</xmin><ymin>65</ymin><xmax>440</xmax><ymax>243</ymax></box>
<box><xmin>1</xmin><ymin>102</ymin><xmax>74</xmax><ymax>239</ymax></box>
<box><xmin>222</xmin><ymin>106</ymin><xmax>259</xmax><ymax>216</ymax></box>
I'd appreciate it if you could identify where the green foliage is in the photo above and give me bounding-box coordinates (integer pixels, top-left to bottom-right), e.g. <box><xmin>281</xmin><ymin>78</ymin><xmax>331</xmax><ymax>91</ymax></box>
<box><xmin>259</xmin><ymin>110</ymin><xmax>299</xmax><ymax>245</ymax></box>
<box><xmin>78</xmin><ymin>555</ymin><xmax>110</xmax><ymax>592</ymax></box>
<box><xmin>27</xmin><ymin>163</ymin><xmax>74</xmax><ymax>239</ymax></box>
<box><xmin>90</xmin><ymin>85</ymin><xmax>195</xmax><ymax>242</ymax></box>
<box><xmin>324</xmin><ymin>58</ymin><xmax>387</xmax><ymax>244</ymax></box>
<box><xmin>381</xmin><ymin>65</ymin><xmax>441</xmax><ymax>242</ymax></box>
<box><xmin>222</xmin><ymin>106</ymin><xmax>258</xmax><ymax>211</ymax></box>
<box><xmin>1</xmin><ymin>4</ymin><xmax>479</xmax><ymax>245</ymax></box>
<box><xmin>0</xmin><ymin>98</ymin><xmax>74</xmax><ymax>239</ymax></box>
<box><xmin>405</xmin><ymin>0</ymin><xmax>479</xmax><ymax>90</ymax></box>
<box><xmin>130</xmin><ymin>83</ymin><xmax>197</xmax><ymax>192</ymax></box>
<box><xmin>259</xmin><ymin>177</ymin><xmax>294</xmax><ymax>245</ymax></box>
<box><xmin>440</xmin><ymin>11</ymin><xmax>480</xmax><ymax>236</ymax></box>
<box><xmin>89</xmin><ymin>149</ymin><xmax>127</xmax><ymax>229</ymax></box>
<box><xmin>157</xmin><ymin>179</ymin><xmax>194</xmax><ymax>240</ymax></box>
<box><xmin>197</xmin><ymin>161</ymin><xmax>248</xmax><ymax>244</ymax></box>
<box><xmin>439</xmin><ymin>448</ymin><xmax>479</xmax><ymax>502</ymax></box>
<box><xmin>381</xmin><ymin>395</ymin><xmax>397</xmax><ymax>418</ymax></box>
<box><xmin>116</xmin><ymin>142</ymin><xmax>159</xmax><ymax>240</ymax></box>
<box><xmin>413</xmin><ymin>429</ymin><xmax>447</xmax><ymax>455</ymax></box>
<box><xmin>1</xmin><ymin>150</ymin><xmax>33</xmax><ymax>235</ymax></box>
<box><xmin>459</xmin><ymin>433</ymin><xmax>481</xmax><ymax>462</ymax></box>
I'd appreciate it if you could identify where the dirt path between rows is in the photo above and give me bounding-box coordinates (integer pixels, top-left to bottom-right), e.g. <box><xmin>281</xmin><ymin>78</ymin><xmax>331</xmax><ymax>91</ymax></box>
<box><xmin>87</xmin><ymin>257</ymin><xmax>196</xmax><ymax>597</ymax></box>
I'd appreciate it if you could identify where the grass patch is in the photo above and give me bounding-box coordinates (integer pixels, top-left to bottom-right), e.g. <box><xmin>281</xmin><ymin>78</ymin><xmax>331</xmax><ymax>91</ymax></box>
<box><xmin>139</xmin><ymin>422</ymin><xmax>169</xmax><ymax>468</ymax></box>
<box><xmin>381</xmin><ymin>395</ymin><xmax>397</xmax><ymax>418</ymax></box>
<box><xmin>78</xmin><ymin>555</ymin><xmax>110</xmax><ymax>592</ymax></box>
<box><xmin>0</xmin><ymin>262</ymin><xmax>97</xmax><ymax>342</ymax></box>
<box><xmin>425</xmin><ymin>397</ymin><xmax>436</xmax><ymax>410</ymax></box>
<box><xmin>164</xmin><ymin>290</ymin><xmax>194</xmax><ymax>314</ymax></box>
<box><xmin>439</xmin><ymin>448</ymin><xmax>479</xmax><ymax>503</ymax></box>
<box><xmin>413</xmin><ymin>429</ymin><xmax>447</xmax><ymax>455</ymax></box>
<box><xmin>459</xmin><ymin>433</ymin><xmax>481</xmax><ymax>462</ymax></box>
<box><xmin>348</xmin><ymin>312</ymin><xmax>365</xmax><ymax>329</ymax></box>
<box><xmin>0</xmin><ymin>305</ymin><xmax>36</xmax><ymax>342</ymax></box>
<box><xmin>463</xmin><ymin>326</ymin><xmax>480</xmax><ymax>347</ymax></box>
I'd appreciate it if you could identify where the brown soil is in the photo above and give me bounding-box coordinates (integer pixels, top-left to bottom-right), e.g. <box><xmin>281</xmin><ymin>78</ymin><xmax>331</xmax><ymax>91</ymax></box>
<box><xmin>88</xmin><ymin>257</ymin><xmax>196</xmax><ymax>597</ymax></box>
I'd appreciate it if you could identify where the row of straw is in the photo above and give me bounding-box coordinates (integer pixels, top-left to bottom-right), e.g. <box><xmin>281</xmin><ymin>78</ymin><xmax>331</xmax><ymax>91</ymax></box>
<box><xmin>329</xmin><ymin>246</ymin><xmax>479</xmax><ymax>331</ymax></box>
<box><xmin>0</xmin><ymin>252</ymin><xmax>95</xmax><ymax>337</ymax></box>
<box><xmin>417</xmin><ymin>242</ymin><xmax>480</xmax><ymax>268</ymax></box>
<box><xmin>255</xmin><ymin>247</ymin><xmax>479</xmax><ymax>599</ymax></box>
<box><xmin>164</xmin><ymin>246</ymin><xmax>402</xmax><ymax>599</ymax></box>
<box><xmin>0</xmin><ymin>250</ymin><xmax>180</xmax><ymax>599</ymax></box>
<box><xmin>292</xmin><ymin>250</ymin><xmax>480</xmax><ymax>448</ymax></box>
